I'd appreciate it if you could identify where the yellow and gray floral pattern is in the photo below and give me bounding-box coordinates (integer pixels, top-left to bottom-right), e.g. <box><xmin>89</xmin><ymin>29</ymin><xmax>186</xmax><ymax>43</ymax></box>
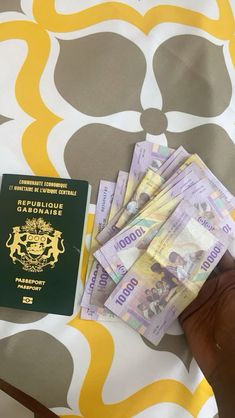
<box><xmin>0</xmin><ymin>1</ymin><xmax>235</xmax><ymax>417</ymax></box>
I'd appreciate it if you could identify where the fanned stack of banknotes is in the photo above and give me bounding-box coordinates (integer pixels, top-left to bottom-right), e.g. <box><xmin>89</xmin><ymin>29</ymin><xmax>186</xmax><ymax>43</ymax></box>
<box><xmin>81</xmin><ymin>142</ymin><xmax>235</xmax><ymax>346</ymax></box>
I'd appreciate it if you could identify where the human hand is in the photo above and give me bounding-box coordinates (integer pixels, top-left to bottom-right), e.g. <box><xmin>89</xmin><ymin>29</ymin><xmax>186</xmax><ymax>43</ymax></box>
<box><xmin>180</xmin><ymin>252</ymin><xmax>235</xmax><ymax>417</ymax></box>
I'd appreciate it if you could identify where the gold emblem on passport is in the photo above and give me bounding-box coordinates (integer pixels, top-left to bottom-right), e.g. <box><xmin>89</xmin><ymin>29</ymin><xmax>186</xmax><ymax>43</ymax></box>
<box><xmin>22</xmin><ymin>296</ymin><xmax>33</xmax><ymax>304</ymax></box>
<box><xmin>6</xmin><ymin>218</ymin><xmax>65</xmax><ymax>272</ymax></box>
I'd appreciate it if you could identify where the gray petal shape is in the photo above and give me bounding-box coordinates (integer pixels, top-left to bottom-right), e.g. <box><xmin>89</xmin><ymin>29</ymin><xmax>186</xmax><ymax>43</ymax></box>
<box><xmin>0</xmin><ymin>330</ymin><xmax>73</xmax><ymax>408</ymax></box>
<box><xmin>0</xmin><ymin>0</ymin><xmax>22</xmax><ymax>12</ymax></box>
<box><xmin>166</xmin><ymin>123</ymin><xmax>235</xmax><ymax>195</ymax></box>
<box><xmin>0</xmin><ymin>115</ymin><xmax>11</xmax><ymax>125</ymax></box>
<box><xmin>55</xmin><ymin>33</ymin><xmax>145</xmax><ymax>116</ymax></box>
<box><xmin>0</xmin><ymin>307</ymin><xmax>47</xmax><ymax>323</ymax></box>
<box><xmin>64</xmin><ymin>123</ymin><xmax>144</xmax><ymax>202</ymax></box>
<box><xmin>153</xmin><ymin>35</ymin><xmax>232</xmax><ymax>116</ymax></box>
<box><xmin>142</xmin><ymin>333</ymin><xmax>193</xmax><ymax>371</ymax></box>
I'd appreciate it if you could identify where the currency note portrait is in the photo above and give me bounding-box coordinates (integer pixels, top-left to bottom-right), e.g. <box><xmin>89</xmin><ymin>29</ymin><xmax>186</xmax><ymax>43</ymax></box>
<box><xmin>151</xmin><ymin>217</ymin><xmax>216</xmax><ymax>282</ymax></box>
<box><xmin>166</xmin><ymin>248</ymin><xmax>205</xmax><ymax>281</ymax></box>
<box><xmin>105</xmin><ymin>252</ymin><xmax>182</xmax><ymax>334</ymax></box>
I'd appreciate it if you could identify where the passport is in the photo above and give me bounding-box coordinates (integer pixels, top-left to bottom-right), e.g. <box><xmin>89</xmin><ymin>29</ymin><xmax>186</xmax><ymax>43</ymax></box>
<box><xmin>0</xmin><ymin>174</ymin><xmax>91</xmax><ymax>315</ymax></box>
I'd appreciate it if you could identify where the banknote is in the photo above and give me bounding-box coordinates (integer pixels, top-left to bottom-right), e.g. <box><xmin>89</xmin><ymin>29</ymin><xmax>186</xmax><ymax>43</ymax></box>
<box><xmin>81</xmin><ymin>261</ymin><xmax>116</xmax><ymax>321</ymax></box>
<box><xmin>90</xmin><ymin>170</ymin><xmax>129</xmax><ymax>310</ymax></box>
<box><xmin>146</xmin><ymin>201</ymin><xmax>230</xmax><ymax>282</ymax></box>
<box><xmin>137</xmin><ymin>163</ymin><xmax>204</xmax><ymax>218</ymax></box>
<box><xmin>165</xmin><ymin>153</ymin><xmax>235</xmax><ymax>253</ymax></box>
<box><xmin>109</xmin><ymin>171</ymin><xmax>128</xmax><ymax>220</ymax></box>
<box><xmin>94</xmin><ymin>174</ymin><xmax>208</xmax><ymax>283</ymax></box>
<box><xmin>81</xmin><ymin>267</ymin><xmax>116</xmax><ymax>321</ymax></box>
<box><xmin>126</xmin><ymin>147</ymin><xmax>192</xmax><ymax>222</ymax></box>
<box><xmin>80</xmin><ymin>259</ymin><xmax>101</xmax><ymax>309</ymax></box>
<box><xmin>80</xmin><ymin>180</ymin><xmax>115</xmax><ymax>310</ymax></box>
<box><xmin>105</xmin><ymin>201</ymin><xmax>230</xmax><ymax>346</ymax></box>
<box><xmin>128</xmin><ymin>153</ymin><xmax>234</xmax><ymax>228</ymax></box>
<box><xmin>116</xmin><ymin>146</ymin><xmax>190</xmax><ymax>230</ymax></box>
<box><xmin>81</xmin><ymin>306</ymin><xmax>117</xmax><ymax>321</ymax></box>
<box><xmin>161</xmin><ymin>155</ymin><xmax>199</xmax><ymax>191</ymax></box>
<box><xmin>155</xmin><ymin>162</ymin><xmax>203</xmax><ymax>202</ymax></box>
<box><xmin>115</xmin><ymin>168</ymin><xmax>164</xmax><ymax>229</ymax></box>
<box><xmin>157</xmin><ymin>146</ymin><xmax>189</xmax><ymax>178</ymax></box>
<box><xmin>97</xmin><ymin>143</ymin><xmax>173</xmax><ymax>244</ymax></box>
<box><xmin>98</xmin><ymin>168</ymin><xmax>164</xmax><ymax>243</ymax></box>
<box><xmin>90</xmin><ymin>265</ymin><xmax>116</xmax><ymax>307</ymax></box>
<box><xmin>169</xmin><ymin>153</ymin><xmax>234</xmax><ymax>208</ymax></box>
<box><xmin>124</xmin><ymin>141</ymin><xmax>174</xmax><ymax>205</ymax></box>
<box><xmin>86</xmin><ymin>180</ymin><xmax>115</xmax><ymax>276</ymax></box>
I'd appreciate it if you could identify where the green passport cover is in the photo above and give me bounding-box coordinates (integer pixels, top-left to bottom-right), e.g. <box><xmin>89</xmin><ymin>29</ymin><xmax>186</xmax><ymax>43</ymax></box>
<box><xmin>0</xmin><ymin>174</ymin><xmax>91</xmax><ymax>315</ymax></box>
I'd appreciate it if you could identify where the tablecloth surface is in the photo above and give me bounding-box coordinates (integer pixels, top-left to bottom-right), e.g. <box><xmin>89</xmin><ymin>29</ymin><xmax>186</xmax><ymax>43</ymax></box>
<box><xmin>1</xmin><ymin>1</ymin><xmax>235</xmax><ymax>417</ymax></box>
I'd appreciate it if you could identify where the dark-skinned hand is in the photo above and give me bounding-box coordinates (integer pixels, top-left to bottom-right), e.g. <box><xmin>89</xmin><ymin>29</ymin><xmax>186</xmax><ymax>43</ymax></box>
<box><xmin>179</xmin><ymin>251</ymin><xmax>235</xmax><ymax>417</ymax></box>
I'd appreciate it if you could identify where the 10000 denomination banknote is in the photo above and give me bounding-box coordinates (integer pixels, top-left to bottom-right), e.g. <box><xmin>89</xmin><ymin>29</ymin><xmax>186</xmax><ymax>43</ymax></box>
<box><xmin>124</xmin><ymin>141</ymin><xmax>173</xmax><ymax>204</ymax></box>
<box><xmin>90</xmin><ymin>171</ymin><xmax>128</xmax><ymax>309</ymax></box>
<box><xmin>105</xmin><ymin>201</ymin><xmax>230</xmax><ymax>345</ymax></box>
<box><xmin>115</xmin><ymin>168</ymin><xmax>164</xmax><ymax>230</ymax></box>
<box><xmin>81</xmin><ymin>180</ymin><xmax>115</xmax><ymax>317</ymax></box>
<box><xmin>86</xmin><ymin>180</ymin><xmax>115</xmax><ymax>277</ymax></box>
<box><xmin>109</xmin><ymin>171</ymin><xmax>128</xmax><ymax>221</ymax></box>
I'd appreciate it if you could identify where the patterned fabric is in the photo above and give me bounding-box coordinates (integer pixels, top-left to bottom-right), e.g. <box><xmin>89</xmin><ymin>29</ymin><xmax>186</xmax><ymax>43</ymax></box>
<box><xmin>0</xmin><ymin>1</ymin><xmax>234</xmax><ymax>417</ymax></box>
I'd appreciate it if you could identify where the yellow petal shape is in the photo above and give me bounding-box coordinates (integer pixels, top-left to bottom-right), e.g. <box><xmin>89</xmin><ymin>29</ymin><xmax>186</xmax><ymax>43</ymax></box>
<box><xmin>0</xmin><ymin>21</ymin><xmax>61</xmax><ymax>175</ymax></box>
<box><xmin>229</xmin><ymin>34</ymin><xmax>235</xmax><ymax>68</ymax></box>
<box><xmin>33</xmin><ymin>0</ymin><xmax>235</xmax><ymax>40</ymax></box>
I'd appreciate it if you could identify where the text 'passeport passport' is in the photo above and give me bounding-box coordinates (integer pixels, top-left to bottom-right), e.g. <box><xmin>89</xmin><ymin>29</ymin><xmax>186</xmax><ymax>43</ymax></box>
<box><xmin>0</xmin><ymin>174</ymin><xmax>91</xmax><ymax>315</ymax></box>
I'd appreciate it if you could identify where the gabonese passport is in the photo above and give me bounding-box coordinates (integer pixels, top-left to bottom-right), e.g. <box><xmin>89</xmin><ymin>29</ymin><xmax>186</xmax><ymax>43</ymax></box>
<box><xmin>0</xmin><ymin>174</ymin><xmax>91</xmax><ymax>315</ymax></box>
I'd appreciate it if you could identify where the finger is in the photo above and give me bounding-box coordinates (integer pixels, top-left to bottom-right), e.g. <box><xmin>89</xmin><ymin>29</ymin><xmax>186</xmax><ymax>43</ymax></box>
<box><xmin>216</xmin><ymin>251</ymin><xmax>235</xmax><ymax>273</ymax></box>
